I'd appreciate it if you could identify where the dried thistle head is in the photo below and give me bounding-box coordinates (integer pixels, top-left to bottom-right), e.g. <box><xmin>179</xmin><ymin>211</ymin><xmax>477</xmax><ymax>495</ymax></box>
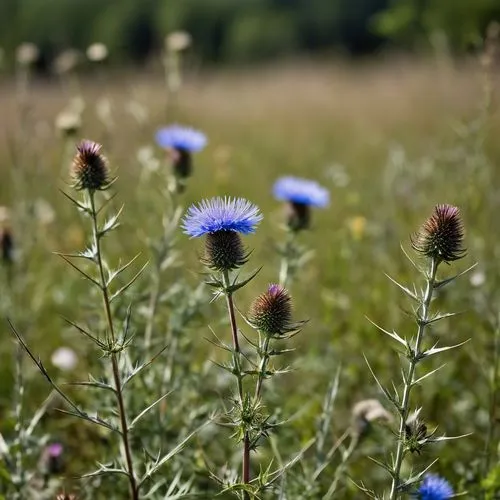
<box><xmin>166</xmin><ymin>31</ymin><xmax>192</xmax><ymax>52</ymax></box>
<box><xmin>56</xmin><ymin>494</ymin><xmax>77</xmax><ymax>500</ymax></box>
<box><xmin>411</xmin><ymin>204</ymin><xmax>466</xmax><ymax>264</ymax></box>
<box><xmin>16</xmin><ymin>42</ymin><xmax>39</xmax><ymax>66</ymax></box>
<box><xmin>249</xmin><ymin>284</ymin><xmax>295</xmax><ymax>335</ymax></box>
<box><xmin>86</xmin><ymin>42</ymin><xmax>108</xmax><ymax>62</ymax></box>
<box><xmin>71</xmin><ymin>140</ymin><xmax>110</xmax><ymax>192</ymax></box>
<box><xmin>56</xmin><ymin>110</ymin><xmax>81</xmax><ymax>138</ymax></box>
<box><xmin>351</xmin><ymin>399</ymin><xmax>393</xmax><ymax>437</ymax></box>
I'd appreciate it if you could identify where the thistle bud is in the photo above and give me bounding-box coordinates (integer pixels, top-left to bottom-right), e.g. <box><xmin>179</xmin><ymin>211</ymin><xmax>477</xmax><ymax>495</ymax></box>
<box><xmin>404</xmin><ymin>412</ymin><xmax>430</xmax><ymax>455</ymax></box>
<box><xmin>203</xmin><ymin>230</ymin><xmax>248</xmax><ymax>272</ymax></box>
<box><xmin>249</xmin><ymin>284</ymin><xmax>294</xmax><ymax>335</ymax></box>
<box><xmin>71</xmin><ymin>140</ymin><xmax>110</xmax><ymax>192</ymax></box>
<box><xmin>40</xmin><ymin>442</ymin><xmax>64</xmax><ymax>476</ymax></box>
<box><xmin>411</xmin><ymin>204</ymin><xmax>465</xmax><ymax>264</ymax></box>
<box><xmin>285</xmin><ymin>201</ymin><xmax>310</xmax><ymax>231</ymax></box>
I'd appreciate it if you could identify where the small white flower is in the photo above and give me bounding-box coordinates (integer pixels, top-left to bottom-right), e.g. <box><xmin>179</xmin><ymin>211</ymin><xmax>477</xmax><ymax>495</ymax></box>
<box><xmin>470</xmin><ymin>270</ymin><xmax>486</xmax><ymax>287</ymax></box>
<box><xmin>51</xmin><ymin>347</ymin><xmax>78</xmax><ymax>371</ymax></box>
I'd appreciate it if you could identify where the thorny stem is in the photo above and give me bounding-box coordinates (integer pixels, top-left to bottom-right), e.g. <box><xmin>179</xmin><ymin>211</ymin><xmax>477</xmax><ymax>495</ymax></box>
<box><xmin>144</xmin><ymin>188</ymin><xmax>178</xmax><ymax>351</ymax></box>
<box><xmin>484</xmin><ymin>316</ymin><xmax>500</xmax><ymax>474</ymax></box>
<box><xmin>221</xmin><ymin>270</ymin><xmax>250</xmax><ymax>499</ymax></box>
<box><xmin>254</xmin><ymin>334</ymin><xmax>271</xmax><ymax>400</ymax></box>
<box><xmin>89</xmin><ymin>193</ymin><xmax>139</xmax><ymax>500</ymax></box>
<box><xmin>389</xmin><ymin>257</ymin><xmax>438</xmax><ymax>499</ymax></box>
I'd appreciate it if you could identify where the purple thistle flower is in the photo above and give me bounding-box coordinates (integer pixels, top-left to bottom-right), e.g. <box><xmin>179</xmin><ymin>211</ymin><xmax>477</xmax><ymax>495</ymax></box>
<box><xmin>273</xmin><ymin>176</ymin><xmax>329</xmax><ymax>231</ymax></box>
<box><xmin>182</xmin><ymin>197</ymin><xmax>262</xmax><ymax>238</ymax></box>
<box><xmin>47</xmin><ymin>443</ymin><xmax>63</xmax><ymax>457</ymax></box>
<box><xmin>418</xmin><ymin>474</ymin><xmax>454</xmax><ymax>500</ymax></box>
<box><xmin>155</xmin><ymin>125</ymin><xmax>207</xmax><ymax>153</ymax></box>
<box><xmin>183</xmin><ymin>197</ymin><xmax>262</xmax><ymax>271</ymax></box>
<box><xmin>273</xmin><ymin>176</ymin><xmax>329</xmax><ymax>208</ymax></box>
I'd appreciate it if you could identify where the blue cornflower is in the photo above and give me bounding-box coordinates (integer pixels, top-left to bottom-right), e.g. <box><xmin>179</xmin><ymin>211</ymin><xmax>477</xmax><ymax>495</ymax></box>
<box><xmin>183</xmin><ymin>197</ymin><xmax>262</xmax><ymax>237</ymax></box>
<box><xmin>183</xmin><ymin>197</ymin><xmax>262</xmax><ymax>272</ymax></box>
<box><xmin>273</xmin><ymin>176</ymin><xmax>329</xmax><ymax>208</ymax></box>
<box><xmin>418</xmin><ymin>474</ymin><xmax>453</xmax><ymax>500</ymax></box>
<box><xmin>155</xmin><ymin>125</ymin><xmax>207</xmax><ymax>153</ymax></box>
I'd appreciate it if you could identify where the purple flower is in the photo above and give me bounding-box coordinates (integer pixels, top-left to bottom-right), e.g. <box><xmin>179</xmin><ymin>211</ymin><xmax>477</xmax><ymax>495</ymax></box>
<box><xmin>155</xmin><ymin>125</ymin><xmax>207</xmax><ymax>153</ymax></box>
<box><xmin>273</xmin><ymin>176</ymin><xmax>329</xmax><ymax>207</ymax></box>
<box><xmin>182</xmin><ymin>197</ymin><xmax>262</xmax><ymax>237</ymax></box>
<box><xmin>418</xmin><ymin>474</ymin><xmax>453</xmax><ymax>500</ymax></box>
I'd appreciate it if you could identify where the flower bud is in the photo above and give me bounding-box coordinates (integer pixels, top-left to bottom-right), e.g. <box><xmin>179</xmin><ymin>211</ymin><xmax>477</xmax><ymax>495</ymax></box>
<box><xmin>411</xmin><ymin>204</ymin><xmax>466</xmax><ymax>264</ymax></box>
<box><xmin>72</xmin><ymin>140</ymin><xmax>110</xmax><ymax>191</ymax></box>
<box><xmin>203</xmin><ymin>230</ymin><xmax>248</xmax><ymax>272</ymax></box>
<box><xmin>249</xmin><ymin>284</ymin><xmax>294</xmax><ymax>335</ymax></box>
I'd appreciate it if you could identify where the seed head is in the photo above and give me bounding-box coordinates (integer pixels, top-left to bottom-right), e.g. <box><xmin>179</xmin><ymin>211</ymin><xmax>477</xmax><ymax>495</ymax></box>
<box><xmin>72</xmin><ymin>140</ymin><xmax>110</xmax><ymax>191</ymax></box>
<box><xmin>411</xmin><ymin>204</ymin><xmax>466</xmax><ymax>264</ymax></box>
<box><xmin>203</xmin><ymin>230</ymin><xmax>248</xmax><ymax>272</ymax></box>
<box><xmin>249</xmin><ymin>284</ymin><xmax>294</xmax><ymax>335</ymax></box>
<box><xmin>351</xmin><ymin>399</ymin><xmax>393</xmax><ymax>438</ymax></box>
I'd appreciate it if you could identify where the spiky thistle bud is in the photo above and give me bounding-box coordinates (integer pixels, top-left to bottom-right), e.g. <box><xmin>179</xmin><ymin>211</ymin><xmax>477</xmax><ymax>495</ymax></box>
<box><xmin>40</xmin><ymin>443</ymin><xmax>64</xmax><ymax>476</ymax></box>
<box><xmin>204</xmin><ymin>230</ymin><xmax>248</xmax><ymax>272</ymax></box>
<box><xmin>249</xmin><ymin>284</ymin><xmax>295</xmax><ymax>335</ymax></box>
<box><xmin>71</xmin><ymin>140</ymin><xmax>110</xmax><ymax>191</ymax></box>
<box><xmin>411</xmin><ymin>204</ymin><xmax>466</xmax><ymax>264</ymax></box>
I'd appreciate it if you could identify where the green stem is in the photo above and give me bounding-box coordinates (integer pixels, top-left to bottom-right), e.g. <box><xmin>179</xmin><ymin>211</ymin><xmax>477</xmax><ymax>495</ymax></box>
<box><xmin>484</xmin><ymin>317</ymin><xmax>500</xmax><ymax>474</ymax></box>
<box><xmin>389</xmin><ymin>257</ymin><xmax>438</xmax><ymax>499</ymax></box>
<box><xmin>89</xmin><ymin>192</ymin><xmax>139</xmax><ymax>500</ymax></box>
<box><xmin>324</xmin><ymin>434</ymin><xmax>359</xmax><ymax>499</ymax></box>
<box><xmin>254</xmin><ymin>334</ymin><xmax>271</xmax><ymax>400</ymax></box>
<box><xmin>221</xmin><ymin>270</ymin><xmax>250</xmax><ymax>499</ymax></box>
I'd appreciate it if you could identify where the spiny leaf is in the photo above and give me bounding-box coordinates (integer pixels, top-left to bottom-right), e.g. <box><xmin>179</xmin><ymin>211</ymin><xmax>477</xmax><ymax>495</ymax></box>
<box><xmin>110</xmin><ymin>261</ymin><xmax>149</xmax><ymax>302</ymax></box>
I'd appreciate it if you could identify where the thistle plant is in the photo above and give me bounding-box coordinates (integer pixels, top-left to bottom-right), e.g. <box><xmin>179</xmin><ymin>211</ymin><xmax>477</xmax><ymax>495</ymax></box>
<box><xmin>183</xmin><ymin>196</ymin><xmax>305</xmax><ymax>497</ymax></box>
<box><xmin>367</xmin><ymin>204</ymin><xmax>470</xmax><ymax>498</ymax></box>
<box><xmin>272</xmin><ymin>176</ymin><xmax>329</xmax><ymax>286</ymax></box>
<box><xmin>155</xmin><ymin>125</ymin><xmax>207</xmax><ymax>194</ymax></box>
<box><xmin>10</xmin><ymin>139</ymin><xmax>196</xmax><ymax>499</ymax></box>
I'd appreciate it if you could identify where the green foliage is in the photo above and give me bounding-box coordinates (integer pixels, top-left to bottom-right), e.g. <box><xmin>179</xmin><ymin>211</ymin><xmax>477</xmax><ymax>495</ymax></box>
<box><xmin>374</xmin><ymin>0</ymin><xmax>500</xmax><ymax>50</ymax></box>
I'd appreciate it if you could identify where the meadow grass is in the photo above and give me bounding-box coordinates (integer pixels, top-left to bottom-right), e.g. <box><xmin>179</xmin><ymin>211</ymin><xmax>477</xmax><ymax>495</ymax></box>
<box><xmin>0</xmin><ymin>57</ymin><xmax>499</xmax><ymax>498</ymax></box>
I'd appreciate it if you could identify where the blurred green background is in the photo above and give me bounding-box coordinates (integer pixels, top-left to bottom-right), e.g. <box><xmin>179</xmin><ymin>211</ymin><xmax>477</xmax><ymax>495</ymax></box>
<box><xmin>1</xmin><ymin>0</ymin><xmax>500</xmax><ymax>68</ymax></box>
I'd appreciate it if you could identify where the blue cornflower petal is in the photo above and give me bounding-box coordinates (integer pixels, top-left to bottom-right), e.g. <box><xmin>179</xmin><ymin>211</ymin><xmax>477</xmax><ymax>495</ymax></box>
<box><xmin>273</xmin><ymin>176</ymin><xmax>329</xmax><ymax>207</ymax></box>
<box><xmin>418</xmin><ymin>474</ymin><xmax>454</xmax><ymax>500</ymax></box>
<box><xmin>182</xmin><ymin>197</ymin><xmax>263</xmax><ymax>237</ymax></box>
<box><xmin>155</xmin><ymin>125</ymin><xmax>207</xmax><ymax>152</ymax></box>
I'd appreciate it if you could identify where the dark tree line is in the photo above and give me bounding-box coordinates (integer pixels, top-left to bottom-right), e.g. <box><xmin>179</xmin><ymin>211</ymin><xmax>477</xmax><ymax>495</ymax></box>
<box><xmin>0</xmin><ymin>0</ymin><xmax>499</xmax><ymax>68</ymax></box>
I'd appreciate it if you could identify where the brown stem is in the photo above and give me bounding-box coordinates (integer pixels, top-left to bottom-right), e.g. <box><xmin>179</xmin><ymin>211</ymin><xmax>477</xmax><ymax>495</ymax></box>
<box><xmin>222</xmin><ymin>270</ymin><xmax>250</xmax><ymax>499</ymax></box>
